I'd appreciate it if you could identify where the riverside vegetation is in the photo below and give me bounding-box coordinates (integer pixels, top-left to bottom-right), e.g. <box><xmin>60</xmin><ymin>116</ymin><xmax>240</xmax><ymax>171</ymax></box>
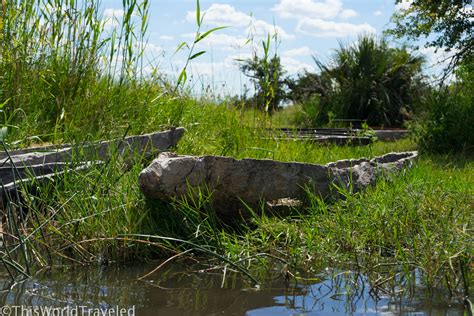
<box><xmin>0</xmin><ymin>0</ymin><xmax>472</xmax><ymax>305</ymax></box>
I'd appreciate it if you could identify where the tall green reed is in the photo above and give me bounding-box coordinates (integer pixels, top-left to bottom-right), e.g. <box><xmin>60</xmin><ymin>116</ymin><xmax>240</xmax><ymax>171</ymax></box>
<box><xmin>0</xmin><ymin>0</ymin><xmax>152</xmax><ymax>143</ymax></box>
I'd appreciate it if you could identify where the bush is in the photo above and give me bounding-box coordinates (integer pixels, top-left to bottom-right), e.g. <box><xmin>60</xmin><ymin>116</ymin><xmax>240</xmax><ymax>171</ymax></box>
<box><xmin>412</xmin><ymin>88</ymin><xmax>473</xmax><ymax>153</ymax></box>
<box><xmin>290</xmin><ymin>36</ymin><xmax>426</xmax><ymax>127</ymax></box>
<box><xmin>412</xmin><ymin>58</ymin><xmax>474</xmax><ymax>153</ymax></box>
<box><xmin>291</xmin><ymin>95</ymin><xmax>323</xmax><ymax>127</ymax></box>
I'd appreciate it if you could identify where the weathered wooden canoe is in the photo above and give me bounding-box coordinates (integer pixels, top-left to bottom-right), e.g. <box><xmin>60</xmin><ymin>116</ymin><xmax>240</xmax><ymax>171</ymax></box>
<box><xmin>139</xmin><ymin>151</ymin><xmax>418</xmax><ymax>218</ymax></box>
<box><xmin>0</xmin><ymin>128</ymin><xmax>185</xmax><ymax>207</ymax></box>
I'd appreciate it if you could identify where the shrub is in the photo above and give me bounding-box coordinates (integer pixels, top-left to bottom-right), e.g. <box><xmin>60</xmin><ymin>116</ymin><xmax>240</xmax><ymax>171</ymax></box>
<box><xmin>291</xmin><ymin>95</ymin><xmax>322</xmax><ymax>127</ymax></box>
<box><xmin>290</xmin><ymin>36</ymin><xmax>426</xmax><ymax>127</ymax></box>
<box><xmin>240</xmin><ymin>36</ymin><xmax>288</xmax><ymax>114</ymax></box>
<box><xmin>412</xmin><ymin>85</ymin><xmax>473</xmax><ymax>153</ymax></box>
<box><xmin>412</xmin><ymin>58</ymin><xmax>474</xmax><ymax>153</ymax></box>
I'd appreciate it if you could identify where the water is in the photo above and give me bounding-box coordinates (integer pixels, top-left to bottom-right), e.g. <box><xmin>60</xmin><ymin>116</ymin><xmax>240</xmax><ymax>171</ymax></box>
<box><xmin>0</xmin><ymin>262</ymin><xmax>468</xmax><ymax>315</ymax></box>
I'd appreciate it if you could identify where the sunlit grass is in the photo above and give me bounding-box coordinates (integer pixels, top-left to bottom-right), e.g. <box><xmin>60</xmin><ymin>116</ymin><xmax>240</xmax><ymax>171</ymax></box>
<box><xmin>0</xmin><ymin>0</ymin><xmax>471</xmax><ymax>301</ymax></box>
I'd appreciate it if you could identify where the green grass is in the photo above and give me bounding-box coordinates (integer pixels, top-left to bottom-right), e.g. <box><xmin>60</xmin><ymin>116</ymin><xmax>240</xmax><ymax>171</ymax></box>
<box><xmin>5</xmin><ymin>105</ymin><xmax>470</xmax><ymax>296</ymax></box>
<box><xmin>0</xmin><ymin>0</ymin><xmax>471</xmax><ymax>301</ymax></box>
<box><xmin>229</xmin><ymin>155</ymin><xmax>472</xmax><ymax>290</ymax></box>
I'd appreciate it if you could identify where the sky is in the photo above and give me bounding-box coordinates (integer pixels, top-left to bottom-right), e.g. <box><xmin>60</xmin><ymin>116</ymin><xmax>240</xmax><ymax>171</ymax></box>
<box><xmin>100</xmin><ymin>0</ymin><xmax>446</xmax><ymax>96</ymax></box>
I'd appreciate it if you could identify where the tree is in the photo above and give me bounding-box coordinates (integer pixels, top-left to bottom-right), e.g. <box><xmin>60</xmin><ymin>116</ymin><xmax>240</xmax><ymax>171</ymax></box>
<box><xmin>240</xmin><ymin>36</ymin><xmax>287</xmax><ymax>114</ymax></box>
<box><xmin>311</xmin><ymin>36</ymin><xmax>425</xmax><ymax>126</ymax></box>
<box><xmin>388</xmin><ymin>0</ymin><xmax>473</xmax><ymax>72</ymax></box>
<box><xmin>286</xmin><ymin>71</ymin><xmax>330</xmax><ymax>104</ymax></box>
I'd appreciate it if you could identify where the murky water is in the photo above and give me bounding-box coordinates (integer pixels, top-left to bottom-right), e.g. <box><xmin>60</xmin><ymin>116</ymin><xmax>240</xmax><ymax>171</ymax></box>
<box><xmin>0</xmin><ymin>261</ymin><xmax>468</xmax><ymax>315</ymax></box>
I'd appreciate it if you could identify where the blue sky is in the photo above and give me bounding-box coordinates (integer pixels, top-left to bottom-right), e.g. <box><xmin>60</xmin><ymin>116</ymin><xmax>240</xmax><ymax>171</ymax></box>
<box><xmin>100</xmin><ymin>0</ymin><xmax>445</xmax><ymax>95</ymax></box>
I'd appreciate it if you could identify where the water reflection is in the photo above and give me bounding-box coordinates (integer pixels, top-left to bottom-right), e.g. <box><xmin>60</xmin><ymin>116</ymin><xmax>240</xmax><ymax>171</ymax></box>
<box><xmin>0</xmin><ymin>263</ymin><xmax>467</xmax><ymax>315</ymax></box>
<box><xmin>248</xmin><ymin>270</ymin><xmax>466</xmax><ymax>315</ymax></box>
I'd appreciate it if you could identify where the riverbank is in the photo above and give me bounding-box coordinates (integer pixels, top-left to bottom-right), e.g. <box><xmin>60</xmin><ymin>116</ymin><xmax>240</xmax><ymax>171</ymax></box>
<box><xmin>1</xmin><ymin>100</ymin><xmax>471</xmax><ymax>301</ymax></box>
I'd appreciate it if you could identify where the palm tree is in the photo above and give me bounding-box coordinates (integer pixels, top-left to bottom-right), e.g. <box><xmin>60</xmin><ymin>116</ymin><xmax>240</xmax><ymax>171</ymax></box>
<box><xmin>316</xmin><ymin>35</ymin><xmax>425</xmax><ymax>127</ymax></box>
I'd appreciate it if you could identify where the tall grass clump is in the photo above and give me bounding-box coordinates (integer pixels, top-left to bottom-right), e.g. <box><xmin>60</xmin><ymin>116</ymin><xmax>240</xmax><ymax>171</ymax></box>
<box><xmin>0</xmin><ymin>0</ymin><xmax>165</xmax><ymax>144</ymax></box>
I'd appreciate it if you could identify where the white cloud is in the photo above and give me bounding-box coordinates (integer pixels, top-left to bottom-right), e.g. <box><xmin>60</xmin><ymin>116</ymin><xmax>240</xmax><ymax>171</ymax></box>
<box><xmin>103</xmin><ymin>8</ymin><xmax>125</xmax><ymax>30</ymax></box>
<box><xmin>103</xmin><ymin>19</ymin><xmax>119</xmax><ymax>31</ymax></box>
<box><xmin>282</xmin><ymin>46</ymin><xmax>314</xmax><ymax>58</ymax></box>
<box><xmin>186</xmin><ymin>4</ymin><xmax>293</xmax><ymax>40</ymax></box>
<box><xmin>159</xmin><ymin>35</ymin><xmax>174</xmax><ymax>41</ymax></box>
<box><xmin>249</xmin><ymin>20</ymin><xmax>294</xmax><ymax>40</ymax></box>
<box><xmin>281</xmin><ymin>57</ymin><xmax>315</xmax><ymax>74</ymax></box>
<box><xmin>203</xmin><ymin>33</ymin><xmax>248</xmax><ymax>49</ymax></box>
<box><xmin>296</xmin><ymin>18</ymin><xmax>376</xmax><ymax>37</ymax></box>
<box><xmin>231</xmin><ymin>49</ymin><xmax>315</xmax><ymax>75</ymax></box>
<box><xmin>414</xmin><ymin>46</ymin><xmax>457</xmax><ymax>81</ymax></box>
<box><xmin>181</xmin><ymin>32</ymin><xmax>248</xmax><ymax>50</ymax></box>
<box><xmin>272</xmin><ymin>0</ymin><xmax>343</xmax><ymax>19</ymax></box>
<box><xmin>143</xmin><ymin>42</ymin><xmax>163</xmax><ymax>56</ymax></box>
<box><xmin>373</xmin><ymin>10</ymin><xmax>383</xmax><ymax>16</ymax></box>
<box><xmin>104</xmin><ymin>8</ymin><xmax>124</xmax><ymax>19</ymax></box>
<box><xmin>102</xmin><ymin>7</ymin><xmax>142</xmax><ymax>30</ymax></box>
<box><xmin>418</xmin><ymin>46</ymin><xmax>454</xmax><ymax>70</ymax></box>
<box><xmin>190</xmin><ymin>60</ymin><xmax>236</xmax><ymax>76</ymax></box>
<box><xmin>340</xmin><ymin>9</ymin><xmax>358</xmax><ymax>19</ymax></box>
<box><xmin>186</xmin><ymin>4</ymin><xmax>250</xmax><ymax>27</ymax></box>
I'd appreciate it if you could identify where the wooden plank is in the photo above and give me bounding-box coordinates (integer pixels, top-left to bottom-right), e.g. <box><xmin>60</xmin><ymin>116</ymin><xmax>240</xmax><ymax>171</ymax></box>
<box><xmin>0</xmin><ymin>128</ymin><xmax>185</xmax><ymax>207</ymax></box>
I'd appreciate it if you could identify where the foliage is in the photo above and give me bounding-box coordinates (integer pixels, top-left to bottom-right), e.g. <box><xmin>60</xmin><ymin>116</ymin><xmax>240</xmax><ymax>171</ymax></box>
<box><xmin>239</xmin><ymin>155</ymin><xmax>473</xmax><ymax>296</ymax></box>
<box><xmin>0</xmin><ymin>0</ymin><xmax>223</xmax><ymax>144</ymax></box>
<box><xmin>240</xmin><ymin>35</ymin><xmax>288</xmax><ymax>114</ymax></box>
<box><xmin>286</xmin><ymin>71</ymin><xmax>331</xmax><ymax>104</ymax></box>
<box><xmin>286</xmin><ymin>70</ymin><xmax>335</xmax><ymax>127</ymax></box>
<box><xmin>0</xmin><ymin>0</ymin><xmax>471</xmax><ymax>300</ymax></box>
<box><xmin>311</xmin><ymin>36</ymin><xmax>425</xmax><ymax>127</ymax></box>
<box><xmin>0</xmin><ymin>0</ymin><xmax>155</xmax><ymax>143</ymax></box>
<box><xmin>388</xmin><ymin>0</ymin><xmax>473</xmax><ymax>72</ymax></box>
<box><xmin>174</xmin><ymin>0</ymin><xmax>227</xmax><ymax>89</ymax></box>
<box><xmin>412</xmin><ymin>58</ymin><xmax>474</xmax><ymax>153</ymax></box>
<box><xmin>290</xmin><ymin>95</ymin><xmax>322</xmax><ymax>127</ymax></box>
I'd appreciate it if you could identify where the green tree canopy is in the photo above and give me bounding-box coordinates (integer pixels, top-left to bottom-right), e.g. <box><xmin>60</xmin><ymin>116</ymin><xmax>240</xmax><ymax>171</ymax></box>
<box><xmin>286</xmin><ymin>71</ymin><xmax>331</xmax><ymax>104</ymax></box>
<box><xmin>388</xmin><ymin>0</ymin><xmax>473</xmax><ymax>71</ymax></box>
